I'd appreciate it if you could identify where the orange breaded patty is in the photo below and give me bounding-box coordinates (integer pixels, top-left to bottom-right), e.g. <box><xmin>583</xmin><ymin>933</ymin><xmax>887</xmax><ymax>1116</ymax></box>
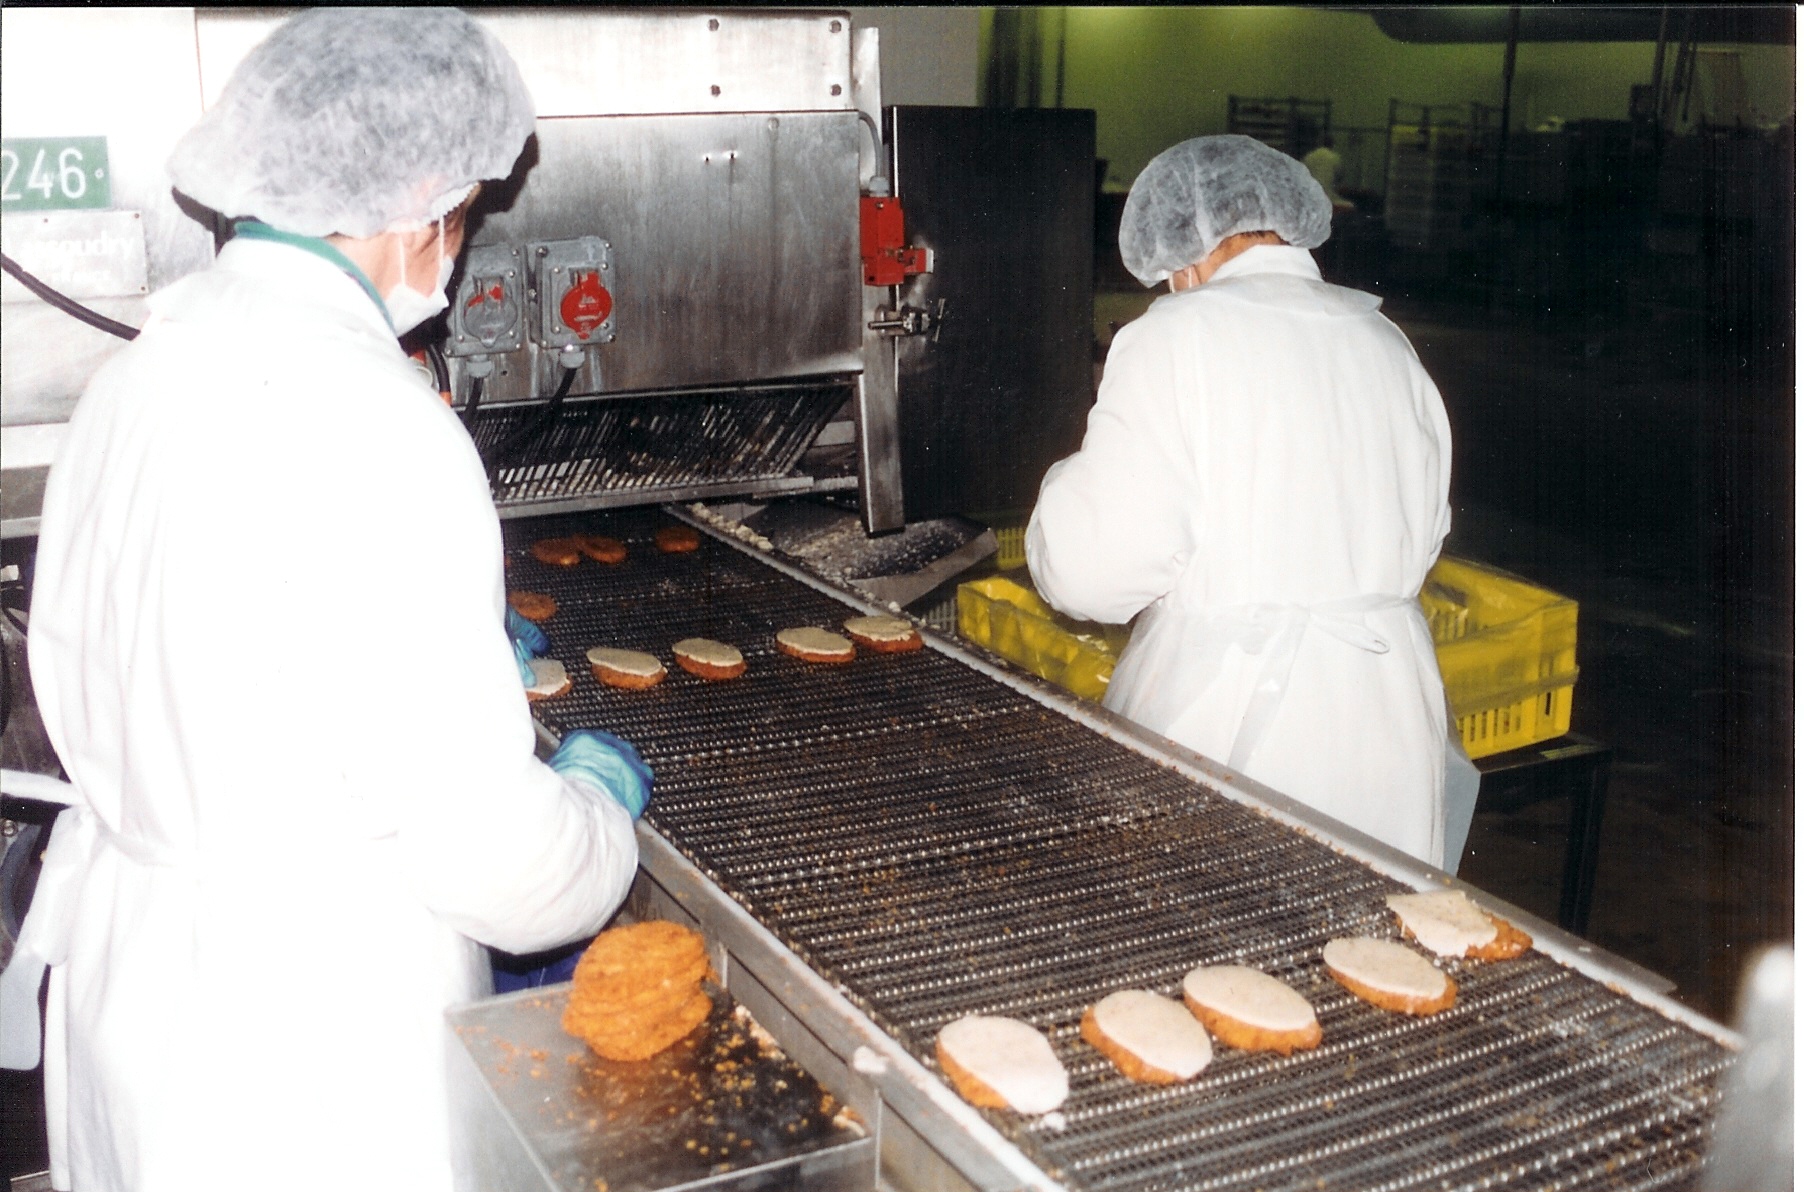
<box><xmin>1180</xmin><ymin>965</ymin><xmax>1321</xmax><ymax>1056</ymax></box>
<box><xmin>775</xmin><ymin>627</ymin><xmax>856</xmax><ymax>663</ymax></box>
<box><xmin>523</xmin><ymin>659</ymin><xmax>572</xmax><ymax>703</ymax></box>
<box><xmin>586</xmin><ymin>647</ymin><xmax>667</xmax><ymax>690</ymax></box>
<box><xmin>655</xmin><ymin>525</ymin><xmax>701</xmax><ymax>553</ymax></box>
<box><xmin>1322</xmin><ymin>938</ymin><xmax>1456</xmax><ymax>1016</ymax></box>
<box><xmin>1082</xmin><ymin>1008</ymin><xmax>1183</xmax><ymax>1085</ymax></box>
<box><xmin>507</xmin><ymin>591</ymin><xmax>558</xmax><ymax>621</ymax></box>
<box><xmin>672</xmin><ymin>638</ymin><xmax>746</xmax><ymax>681</ymax></box>
<box><xmin>1183</xmin><ymin>998</ymin><xmax>1322</xmax><ymax>1056</ymax></box>
<box><xmin>563</xmin><ymin>921</ymin><xmax>717</xmax><ymax>1063</ymax></box>
<box><xmin>573</xmin><ymin>989</ymin><xmax>713</xmax><ymax>1063</ymax></box>
<box><xmin>530</xmin><ymin>537</ymin><xmax>584</xmax><ymax>566</ymax></box>
<box><xmin>843</xmin><ymin>615</ymin><xmax>923</xmax><ymax>653</ymax></box>
<box><xmin>1395</xmin><ymin>916</ymin><xmax>1534</xmax><ymax>962</ymax></box>
<box><xmin>935</xmin><ymin>1042</ymin><xmax>1011</xmax><ymax>1109</ymax></box>
<box><xmin>571</xmin><ymin>933</ymin><xmax>709</xmax><ymax>1004</ymax></box>
<box><xmin>572</xmin><ymin>919</ymin><xmax>705</xmax><ymax>972</ymax></box>
<box><xmin>1469</xmin><ymin>915</ymin><xmax>1533</xmax><ymax>961</ymax></box>
<box><xmin>575</xmin><ymin>534</ymin><xmax>627</xmax><ymax>564</ymax></box>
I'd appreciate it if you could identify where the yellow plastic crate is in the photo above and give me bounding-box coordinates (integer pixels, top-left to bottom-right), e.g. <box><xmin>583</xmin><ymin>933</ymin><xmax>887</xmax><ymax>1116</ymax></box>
<box><xmin>959</xmin><ymin>559</ymin><xmax>1577</xmax><ymax>760</ymax></box>
<box><xmin>956</xmin><ymin>575</ymin><xmax>1129</xmax><ymax>702</ymax></box>
<box><xmin>1421</xmin><ymin>557</ymin><xmax>1578</xmax><ymax>760</ymax></box>
<box><xmin>993</xmin><ymin>525</ymin><xmax>1027</xmax><ymax>570</ymax></box>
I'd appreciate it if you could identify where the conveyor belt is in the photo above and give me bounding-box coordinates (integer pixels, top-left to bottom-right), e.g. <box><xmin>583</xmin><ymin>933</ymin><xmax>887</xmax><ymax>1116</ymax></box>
<box><xmin>505</xmin><ymin>508</ymin><xmax>1730</xmax><ymax>1192</ymax></box>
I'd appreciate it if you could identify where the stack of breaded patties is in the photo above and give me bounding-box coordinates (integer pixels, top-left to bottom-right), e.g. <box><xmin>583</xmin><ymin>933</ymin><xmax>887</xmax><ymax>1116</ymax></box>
<box><xmin>562</xmin><ymin>920</ymin><xmax>715</xmax><ymax>1061</ymax></box>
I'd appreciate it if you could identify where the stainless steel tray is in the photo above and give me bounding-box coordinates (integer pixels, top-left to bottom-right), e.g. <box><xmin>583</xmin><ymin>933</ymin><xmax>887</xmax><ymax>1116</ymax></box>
<box><xmin>447</xmin><ymin>983</ymin><xmax>873</xmax><ymax>1192</ymax></box>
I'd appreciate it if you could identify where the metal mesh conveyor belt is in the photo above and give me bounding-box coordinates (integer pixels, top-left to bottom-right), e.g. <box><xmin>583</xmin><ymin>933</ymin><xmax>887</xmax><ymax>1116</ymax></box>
<box><xmin>505</xmin><ymin>509</ymin><xmax>1731</xmax><ymax>1192</ymax></box>
<box><xmin>470</xmin><ymin>381</ymin><xmax>850</xmax><ymax>507</ymax></box>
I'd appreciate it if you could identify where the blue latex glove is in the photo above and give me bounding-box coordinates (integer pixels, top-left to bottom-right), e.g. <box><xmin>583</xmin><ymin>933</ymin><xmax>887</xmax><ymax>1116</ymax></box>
<box><xmin>506</xmin><ymin>607</ymin><xmax>550</xmax><ymax>656</ymax></box>
<box><xmin>547</xmin><ymin>730</ymin><xmax>653</xmax><ymax>820</ymax></box>
<box><xmin>506</xmin><ymin>607</ymin><xmax>550</xmax><ymax>687</ymax></box>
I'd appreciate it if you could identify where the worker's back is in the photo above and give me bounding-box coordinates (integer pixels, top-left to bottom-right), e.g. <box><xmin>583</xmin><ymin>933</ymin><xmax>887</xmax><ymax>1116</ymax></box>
<box><xmin>28</xmin><ymin>236</ymin><xmax>633</xmax><ymax>1191</ymax></box>
<box><xmin>1144</xmin><ymin>247</ymin><xmax>1449</xmax><ymax>610</ymax></box>
<box><xmin>1028</xmin><ymin>242</ymin><xmax>1452</xmax><ymax>864</ymax></box>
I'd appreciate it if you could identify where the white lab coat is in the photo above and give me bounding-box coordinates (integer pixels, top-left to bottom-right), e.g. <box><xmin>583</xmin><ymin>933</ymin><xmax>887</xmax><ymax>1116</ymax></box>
<box><xmin>1027</xmin><ymin>245</ymin><xmax>1453</xmax><ymax>866</ymax></box>
<box><xmin>22</xmin><ymin>238</ymin><xmax>638</xmax><ymax>1192</ymax></box>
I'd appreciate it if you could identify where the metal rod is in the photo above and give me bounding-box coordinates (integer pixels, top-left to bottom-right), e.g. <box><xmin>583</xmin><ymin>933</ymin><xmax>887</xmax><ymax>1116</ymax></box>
<box><xmin>1650</xmin><ymin>6</ymin><xmax>1672</xmax><ymax>126</ymax></box>
<box><xmin>1493</xmin><ymin>4</ymin><xmax>1522</xmax><ymax>213</ymax></box>
<box><xmin>1675</xmin><ymin>11</ymin><xmax>1701</xmax><ymax>128</ymax></box>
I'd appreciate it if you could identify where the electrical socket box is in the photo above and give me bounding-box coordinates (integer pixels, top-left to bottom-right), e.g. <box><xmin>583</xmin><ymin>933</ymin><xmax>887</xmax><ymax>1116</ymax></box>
<box><xmin>528</xmin><ymin>236</ymin><xmax>616</xmax><ymax>350</ymax></box>
<box><xmin>448</xmin><ymin>244</ymin><xmax>526</xmax><ymax>357</ymax></box>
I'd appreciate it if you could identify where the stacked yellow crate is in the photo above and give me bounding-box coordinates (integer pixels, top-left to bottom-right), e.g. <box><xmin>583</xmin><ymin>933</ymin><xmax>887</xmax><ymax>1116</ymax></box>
<box><xmin>958</xmin><ymin>557</ymin><xmax>1578</xmax><ymax>760</ymax></box>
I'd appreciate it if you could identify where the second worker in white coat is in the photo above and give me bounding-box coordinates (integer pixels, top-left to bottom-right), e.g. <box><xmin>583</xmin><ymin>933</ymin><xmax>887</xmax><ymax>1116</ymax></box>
<box><xmin>1028</xmin><ymin>135</ymin><xmax>1468</xmax><ymax>868</ymax></box>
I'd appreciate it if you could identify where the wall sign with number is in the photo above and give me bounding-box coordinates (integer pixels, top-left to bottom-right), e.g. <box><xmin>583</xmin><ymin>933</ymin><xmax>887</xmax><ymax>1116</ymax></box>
<box><xmin>1</xmin><ymin>138</ymin><xmax>112</xmax><ymax>212</ymax></box>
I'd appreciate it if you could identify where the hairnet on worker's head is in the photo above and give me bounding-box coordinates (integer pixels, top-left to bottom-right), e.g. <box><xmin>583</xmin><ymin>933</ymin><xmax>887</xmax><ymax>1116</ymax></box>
<box><xmin>1119</xmin><ymin>135</ymin><xmax>1332</xmax><ymax>287</ymax></box>
<box><xmin>168</xmin><ymin>7</ymin><xmax>535</xmax><ymax>239</ymax></box>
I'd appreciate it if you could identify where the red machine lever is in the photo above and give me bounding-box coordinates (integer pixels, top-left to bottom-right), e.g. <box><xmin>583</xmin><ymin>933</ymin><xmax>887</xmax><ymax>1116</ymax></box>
<box><xmin>860</xmin><ymin>195</ymin><xmax>929</xmax><ymax>287</ymax></box>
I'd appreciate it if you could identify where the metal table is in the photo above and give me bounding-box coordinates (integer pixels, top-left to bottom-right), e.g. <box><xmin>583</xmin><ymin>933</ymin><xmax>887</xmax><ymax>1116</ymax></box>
<box><xmin>1471</xmin><ymin>735</ymin><xmax>1612</xmax><ymax>935</ymax></box>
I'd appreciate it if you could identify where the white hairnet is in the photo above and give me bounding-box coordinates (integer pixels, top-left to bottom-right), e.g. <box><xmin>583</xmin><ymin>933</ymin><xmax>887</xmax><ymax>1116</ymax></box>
<box><xmin>168</xmin><ymin>7</ymin><xmax>535</xmax><ymax>239</ymax></box>
<box><xmin>1119</xmin><ymin>135</ymin><xmax>1332</xmax><ymax>287</ymax></box>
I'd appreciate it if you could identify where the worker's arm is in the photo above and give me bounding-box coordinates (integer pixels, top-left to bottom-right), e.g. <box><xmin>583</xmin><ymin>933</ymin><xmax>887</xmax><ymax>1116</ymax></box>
<box><xmin>1026</xmin><ymin>313</ymin><xmax>1199</xmax><ymax>624</ymax></box>
<box><xmin>325</xmin><ymin>373</ymin><xmax>638</xmax><ymax>956</ymax></box>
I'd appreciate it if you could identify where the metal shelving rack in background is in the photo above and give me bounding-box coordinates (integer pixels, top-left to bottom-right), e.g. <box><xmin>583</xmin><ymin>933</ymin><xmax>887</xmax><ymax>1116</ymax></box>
<box><xmin>1227</xmin><ymin>94</ymin><xmax>1332</xmax><ymax>158</ymax></box>
<box><xmin>1383</xmin><ymin>100</ymin><xmax>1503</xmax><ymax>251</ymax></box>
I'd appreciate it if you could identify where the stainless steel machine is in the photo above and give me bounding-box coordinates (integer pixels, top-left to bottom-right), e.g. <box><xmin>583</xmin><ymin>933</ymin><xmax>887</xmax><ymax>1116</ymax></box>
<box><xmin>437</xmin><ymin>9</ymin><xmax>882</xmax><ymax>524</ymax></box>
<box><xmin>0</xmin><ymin>9</ymin><xmax>1739</xmax><ymax>1192</ymax></box>
<box><xmin>1</xmin><ymin>7</ymin><xmax>1093</xmax><ymax>538</ymax></box>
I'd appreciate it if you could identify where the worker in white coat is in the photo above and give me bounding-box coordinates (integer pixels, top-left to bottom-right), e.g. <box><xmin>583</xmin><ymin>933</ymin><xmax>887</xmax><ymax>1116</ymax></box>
<box><xmin>1028</xmin><ymin>135</ymin><xmax>1477</xmax><ymax>868</ymax></box>
<box><xmin>1302</xmin><ymin>135</ymin><xmax>1354</xmax><ymax>212</ymax></box>
<box><xmin>6</xmin><ymin>10</ymin><xmax>644</xmax><ymax>1191</ymax></box>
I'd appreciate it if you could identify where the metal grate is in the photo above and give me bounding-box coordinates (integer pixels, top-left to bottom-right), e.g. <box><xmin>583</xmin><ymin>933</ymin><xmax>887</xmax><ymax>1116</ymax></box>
<box><xmin>469</xmin><ymin>381</ymin><xmax>850</xmax><ymax>507</ymax></box>
<box><xmin>505</xmin><ymin>508</ymin><xmax>1730</xmax><ymax>1192</ymax></box>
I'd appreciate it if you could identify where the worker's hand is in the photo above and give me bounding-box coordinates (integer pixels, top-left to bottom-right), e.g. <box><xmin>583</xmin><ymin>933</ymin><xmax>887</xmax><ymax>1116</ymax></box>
<box><xmin>507</xmin><ymin>607</ymin><xmax>551</xmax><ymax>687</ymax></box>
<box><xmin>506</xmin><ymin>607</ymin><xmax>551</xmax><ymax>657</ymax></box>
<box><xmin>547</xmin><ymin>730</ymin><xmax>653</xmax><ymax>820</ymax></box>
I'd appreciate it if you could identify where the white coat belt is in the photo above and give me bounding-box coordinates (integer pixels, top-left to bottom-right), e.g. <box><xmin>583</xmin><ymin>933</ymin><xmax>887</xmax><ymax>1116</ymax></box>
<box><xmin>1160</xmin><ymin>594</ymin><xmax>1415</xmax><ymax>772</ymax></box>
<box><xmin>0</xmin><ymin>774</ymin><xmax>189</xmax><ymax>1070</ymax></box>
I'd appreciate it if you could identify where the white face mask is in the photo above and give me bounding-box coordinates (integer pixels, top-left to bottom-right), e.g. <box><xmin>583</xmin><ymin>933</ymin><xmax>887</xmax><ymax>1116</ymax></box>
<box><xmin>383</xmin><ymin>222</ymin><xmax>453</xmax><ymax>335</ymax></box>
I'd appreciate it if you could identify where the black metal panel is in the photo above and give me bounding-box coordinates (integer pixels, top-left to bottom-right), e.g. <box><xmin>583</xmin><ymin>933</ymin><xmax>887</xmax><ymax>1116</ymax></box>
<box><xmin>889</xmin><ymin>107</ymin><xmax>1096</xmax><ymax>522</ymax></box>
<box><xmin>503</xmin><ymin>509</ymin><xmax>1729</xmax><ymax>1192</ymax></box>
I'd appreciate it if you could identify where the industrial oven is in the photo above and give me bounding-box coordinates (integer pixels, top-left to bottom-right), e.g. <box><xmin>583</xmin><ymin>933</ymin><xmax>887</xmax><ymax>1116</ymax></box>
<box><xmin>0</xmin><ymin>8</ymin><xmax>1739</xmax><ymax>1192</ymax></box>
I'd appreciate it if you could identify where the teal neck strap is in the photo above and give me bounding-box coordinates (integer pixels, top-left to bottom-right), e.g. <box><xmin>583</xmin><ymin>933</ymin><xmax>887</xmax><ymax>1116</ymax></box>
<box><xmin>231</xmin><ymin>221</ymin><xmax>393</xmax><ymax>332</ymax></box>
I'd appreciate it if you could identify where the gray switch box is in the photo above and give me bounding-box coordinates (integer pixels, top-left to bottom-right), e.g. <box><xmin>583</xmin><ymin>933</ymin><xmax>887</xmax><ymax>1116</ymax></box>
<box><xmin>447</xmin><ymin>243</ymin><xmax>526</xmax><ymax>356</ymax></box>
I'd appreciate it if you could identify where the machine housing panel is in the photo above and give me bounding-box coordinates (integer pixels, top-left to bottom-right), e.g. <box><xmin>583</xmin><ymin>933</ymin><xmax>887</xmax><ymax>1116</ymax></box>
<box><xmin>453</xmin><ymin>112</ymin><xmax>863</xmax><ymax>401</ymax></box>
